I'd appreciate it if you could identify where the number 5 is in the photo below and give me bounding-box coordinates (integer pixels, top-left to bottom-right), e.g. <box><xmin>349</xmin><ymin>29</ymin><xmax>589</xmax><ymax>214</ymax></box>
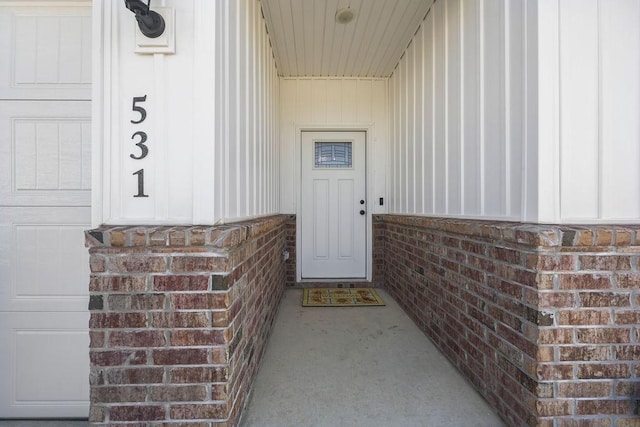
<box><xmin>131</xmin><ymin>95</ymin><xmax>147</xmax><ymax>124</ymax></box>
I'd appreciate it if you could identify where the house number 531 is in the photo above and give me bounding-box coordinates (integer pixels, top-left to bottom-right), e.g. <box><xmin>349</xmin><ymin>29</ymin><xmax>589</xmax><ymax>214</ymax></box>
<box><xmin>130</xmin><ymin>95</ymin><xmax>149</xmax><ymax>198</ymax></box>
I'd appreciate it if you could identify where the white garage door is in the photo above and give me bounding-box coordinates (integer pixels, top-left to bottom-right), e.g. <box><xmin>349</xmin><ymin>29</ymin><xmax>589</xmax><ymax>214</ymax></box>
<box><xmin>0</xmin><ymin>3</ymin><xmax>91</xmax><ymax>418</ymax></box>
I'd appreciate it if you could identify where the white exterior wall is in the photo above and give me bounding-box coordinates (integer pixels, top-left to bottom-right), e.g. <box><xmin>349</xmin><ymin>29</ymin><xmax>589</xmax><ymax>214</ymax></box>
<box><xmin>538</xmin><ymin>0</ymin><xmax>640</xmax><ymax>223</ymax></box>
<box><xmin>389</xmin><ymin>0</ymin><xmax>536</xmax><ymax>221</ymax></box>
<box><xmin>279</xmin><ymin>78</ymin><xmax>388</xmax><ymax>215</ymax></box>
<box><xmin>390</xmin><ymin>0</ymin><xmax>640</xmax><ymax>224</ymax></box>
<box><xmin>93</xmin><ymin>0</ymin><xmax>279</xmax><ymax>225</ymax></box>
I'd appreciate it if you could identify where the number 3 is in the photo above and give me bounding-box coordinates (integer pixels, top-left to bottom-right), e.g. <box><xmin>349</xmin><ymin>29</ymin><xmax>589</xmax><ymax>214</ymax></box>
<box><xmin>130</xmin><ymin>131</ymin><xmax>148</xmax><ymax>160</ymax></box>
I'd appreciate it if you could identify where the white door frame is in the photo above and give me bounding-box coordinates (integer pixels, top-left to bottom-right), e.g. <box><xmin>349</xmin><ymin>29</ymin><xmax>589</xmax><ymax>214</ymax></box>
<box><xmin>295</xmin><ymin>124</ymin><xmax>375</xmax><ymax>283</ymax></box>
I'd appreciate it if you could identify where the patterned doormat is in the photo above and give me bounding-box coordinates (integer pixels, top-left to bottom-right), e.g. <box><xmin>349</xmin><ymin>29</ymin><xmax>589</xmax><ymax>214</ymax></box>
<box><xmin>302</xmin><ymin>288</ymin><xmax>385</xmax><ymax>307</ymax></box>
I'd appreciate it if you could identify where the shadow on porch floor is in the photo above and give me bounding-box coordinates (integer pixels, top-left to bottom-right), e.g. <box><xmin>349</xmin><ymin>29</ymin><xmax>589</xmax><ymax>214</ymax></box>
<box><xmin>241</xmin><ymin>288</ymin><xmax>504</xmax><ymax>427</ymax></box>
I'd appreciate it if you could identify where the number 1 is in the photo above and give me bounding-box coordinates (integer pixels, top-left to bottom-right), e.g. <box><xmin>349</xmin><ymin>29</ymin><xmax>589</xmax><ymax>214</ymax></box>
<box><xmin>133</xmin><ymin>169</ymin><xmax>148</xmax><ymax>198</ymax></box>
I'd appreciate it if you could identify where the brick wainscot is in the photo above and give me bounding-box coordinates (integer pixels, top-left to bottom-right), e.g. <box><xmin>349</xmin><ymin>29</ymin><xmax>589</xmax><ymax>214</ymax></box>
<box><xmin>377</xmin><ymin>215</ymin><xmax>640</xmax><ymax>426</ymax></box>
<box><xmin>85</xmin><ymin>215</ymin><xmax>289</xmax><ymax>426</ymax></box>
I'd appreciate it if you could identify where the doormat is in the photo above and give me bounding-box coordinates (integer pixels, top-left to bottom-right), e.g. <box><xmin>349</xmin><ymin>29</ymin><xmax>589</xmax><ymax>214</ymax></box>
<box><xmin>302</xmin><ymin>288</ymin><xmax>385</xmax><ymax>307</ymax></box>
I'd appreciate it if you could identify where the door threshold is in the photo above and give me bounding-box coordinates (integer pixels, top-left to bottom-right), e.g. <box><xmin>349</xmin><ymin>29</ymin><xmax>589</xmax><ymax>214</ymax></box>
<box><xmin>290</xmin><ymin>280</ymin><xmax>376</xmax><ymax>289</ymax></box>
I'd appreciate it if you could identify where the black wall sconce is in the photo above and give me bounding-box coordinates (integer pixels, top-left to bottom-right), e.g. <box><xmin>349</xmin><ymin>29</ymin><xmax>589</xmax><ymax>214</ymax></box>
<box><xmin>125</xmin><ymin>0</ymin><xmax>165</xmax><ymax>38</ymax></box>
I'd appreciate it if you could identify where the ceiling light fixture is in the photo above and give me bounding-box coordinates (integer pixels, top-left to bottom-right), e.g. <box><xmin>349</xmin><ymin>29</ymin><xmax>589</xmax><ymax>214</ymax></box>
<box><xmin>335</xmin><ymin>7</ymin><xmax>355</xmax><ymax>24</ymax></box>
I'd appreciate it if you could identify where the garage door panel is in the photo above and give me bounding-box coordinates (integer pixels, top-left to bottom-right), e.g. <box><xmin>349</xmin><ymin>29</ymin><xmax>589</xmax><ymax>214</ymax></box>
<box><xmin>0</xmin><ymin>101</ymin><xmax>91</xmax><ymax>206</ymax></box>
<box><xmin>0</xmin><ymin>5</ymin><xmax>91</xmax><ymax>100</ymax></box>
<box><xmin>0</xmin><ymin>312</ymin><xmax>90</xmax><ymax>418</ymax></box>
<box><xmin>0</xmin><ymin>207</ymin><xmax>90</xmax><ymax>312</ymax></box>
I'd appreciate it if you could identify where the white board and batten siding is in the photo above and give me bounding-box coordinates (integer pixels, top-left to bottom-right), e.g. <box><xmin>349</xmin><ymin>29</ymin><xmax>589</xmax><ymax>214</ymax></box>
<box><xmin>539</xmin><ymin>0</ymin><xmax>640</xmax><ymax>223</ymax></box>
<box><xmin>390</xmin><ymin>0</ymin><xmax>640</xmax><ymax>224</ymax></box>
<box><xmin>389</xmin><ymin>0</ymin><xmax>535</xmax><ymax>222</ymax></box>
<box><xmin>94</xmin><ymin>0</ymin><xmax>279</xmax><ymax>225</ymax></box>
<box><xmin>0</xmin><ymin>1</ymin><xmax>91</xmax><ymax>418</ymax></box>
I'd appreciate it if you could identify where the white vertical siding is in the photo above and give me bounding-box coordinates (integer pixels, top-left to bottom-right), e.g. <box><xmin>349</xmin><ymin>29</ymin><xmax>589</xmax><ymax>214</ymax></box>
<box><xmin>279</xmin><ymin>78</ymin><xmax>388</xmax><ymax>215</ymax></box>
<box><xmin>539</xmin><ymin>0</ymin><xmax>640</xmax><ymax>222</ymax></box>
<box><xmin>389</xmin><ymin>0</ymin><xmax>531</xmax><ymax>220</ymax></box>
<box><xmin>96</xmin><ymin>0</ymin><xmax>278</xmax><ymax>225</ymax></box>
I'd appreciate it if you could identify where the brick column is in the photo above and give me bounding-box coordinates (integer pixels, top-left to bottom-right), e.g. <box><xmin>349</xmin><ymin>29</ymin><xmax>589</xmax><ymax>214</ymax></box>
<box><xmin>85</xmin><ymin>216</ymin><xmax>287</xmax><ymax>426</ymax></box>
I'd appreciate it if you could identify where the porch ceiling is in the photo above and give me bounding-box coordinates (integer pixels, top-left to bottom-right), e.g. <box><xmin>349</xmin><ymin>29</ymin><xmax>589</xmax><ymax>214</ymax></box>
<box><xmin>261</xmin><ymin>0</ymin><xmax>433</xmax><ymax>78</ymax></box>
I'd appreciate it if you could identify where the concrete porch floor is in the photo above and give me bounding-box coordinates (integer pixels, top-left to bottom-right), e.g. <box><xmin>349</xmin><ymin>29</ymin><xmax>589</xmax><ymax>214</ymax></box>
<box><xmin>241</xmin><ymin>288</ymin><xmax>505</xmax><ymax>427</ymax></box>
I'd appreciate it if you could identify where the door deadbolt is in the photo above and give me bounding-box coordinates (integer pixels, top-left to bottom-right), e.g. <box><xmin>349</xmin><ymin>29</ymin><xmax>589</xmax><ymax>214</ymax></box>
<box><xmin>360</xmin><ymin>200</ymin><xmax>365</xmax><ymax>204</ymax></box>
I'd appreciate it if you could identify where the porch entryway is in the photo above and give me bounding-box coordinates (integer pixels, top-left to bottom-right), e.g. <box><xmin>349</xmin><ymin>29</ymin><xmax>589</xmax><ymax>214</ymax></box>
<box><xmin>242</xmin><ymin>289</ymin><xmax>504</xmax><ymax>426</ymax></box>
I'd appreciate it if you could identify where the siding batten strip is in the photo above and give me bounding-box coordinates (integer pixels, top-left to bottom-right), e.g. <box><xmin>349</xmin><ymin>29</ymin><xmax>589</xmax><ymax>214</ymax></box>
<box><xmin>154</xmin><ymin>53</ymin><xmax>169</xmax><ymax>220</ymax></box>
<box><xmin>444</xmin><ymin>0</ymin><xmax>449</xmax><ymax>214</ymax></box>
<box><xmin>459</xmin><ymin>0</ymin><xmax>465</xmax><ymax>215</ymax></box>
<box><xmin>478</xmin><ymin>0</ymin><xmax>485</xmax><ymax>215</ymax></box>
<box><xmin>504</xmin><ymin>0</ymin><xmax>511</xmax><ymax>217</ymax></box>
<box><xmin>596</xmin><ymin>0</ymin><xmax>603</xmax><ymax>219</ymax></box>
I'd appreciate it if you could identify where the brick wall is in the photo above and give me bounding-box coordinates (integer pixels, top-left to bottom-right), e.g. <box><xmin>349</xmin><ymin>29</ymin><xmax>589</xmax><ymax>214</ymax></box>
<box><xmin>85</xmin><ymin>215</ymin><xmax>287</xmax><ymax>426</ymax></box>
<box><xmin>377</xmin><ymin>215</ymin><xmax>639</xmax><ymax>427</ymax></box>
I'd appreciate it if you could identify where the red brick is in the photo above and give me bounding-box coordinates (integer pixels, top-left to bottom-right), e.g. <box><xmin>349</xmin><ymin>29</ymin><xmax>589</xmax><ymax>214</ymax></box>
<box><xmin>536</xmin><ymin>399</ymin><xmax>573</xmax><ymax>416</ymax></box>
<box><xmin>527</xmin><ymin>254</ymin><xmax>576</xmax><ymax>271</ymax></box>
<box><xmin>169</xmin><ymin>229</ymin><xmax>186</xmax><ymax>246</ymax></box>
<box><xmin>106</xmin><ymin>368</ymin><xmax>164</xmax><ymax>384</ymax></box>
<box><xmin>90</xmin><ymin>386</ymin><xmax>146</xmax><ymax>403</ymax></box>
<box><xmin>151</xmin><ymin>312</ymin><xmax>209</xmax><ymax>328</ymax></box>
<box><xmin>538</xmin><ymin>328</ymin><xmax>574</xmax><ymax>345</ymax></box>
<box><xmin>559</xmin><ymin>274</ymin><xmax>612</xmax><ymax>290</ymax></box>
<box><xmin>90</xmin><ymin>350</ymin><xmax>147</xmax><ymax>366</ymax></box>
<box><xmin>576</xmin><ymin>400</ymin><xmax>632</xmax><ymax>415</ymax></box>
<box><xmin>89</xmin><ymin>313</ymin><xmax>147</xmax><ymax>329</ymax></box>
<box><xmin>90</xmin><ymin>276</ymin><xmax>147</xmax><ymax>292</ymax></box>
<box><xmin>579</xmin><ymin>256</ymin><xmax>632</xmax><ymax>271</ymax></box>
<box><xmin>557</xmin><ymin>419</ymin><xmax>612</xmax><ymax>427</ymax></box>
<box><xmin>557</xmin><ymin>310</ymin><xmax>611</xmax><ymax>326</ymax></box>
<box><xmin>577</xmin><ymin>364</ymin><xmax>631</xmax><ymax>379</ymax></box>
<box><xmin>153</xmin><ymin>275</ymin><xmax>209</xmax><ymax>291</ymax></box>
<box><xmin>171</xmin><ymin>256</ymin><xmax>229</xmax><ymax>273</ymax></box>
<box><xmin>170</xmin><ymin>403</ymin><xmax>229</xmax><ymax>420</ymax></box>
<box><xmin>617</xmin><ymin>419</ymin><xmax>640</xmax><ymax>427</ymax></box>
<box><xmin>90</xmin><ymin>256</ymin><xmax>106</xmax><ymax>272</ymax></box>
<box><xmin>616</xmin><ymin>273</ymin><xmax>640</xmax><ymax>288</ymax></box>
<box><xmin>616</xmin><ymin>345</ymin><xmax>640</xmax><ymax>360</ymax></box>
<box><xmin>170</xmin><ymin>293</ymin><xmax>230</xmax><ymax>310</ymax></box>
<box><xmin>109</xmin><ymin>405</ymin><xmax>165</xmax><ymax>421</ymax></box>
<box><xmin>109</xmin><ymin>331</ymin><xmax>166</xmax><ymax>348</ymax></box>
<box><xmin>189</xmin><ymin>229</ymin><xmax>206</xmax><ymax>246</ymax></box>
<box><xmin>557</xmin><ymin>381</ymin><xmax>613</xmax><ymax>398</ymax></box>
<box><xmin>560</xmin><ymin>346</ymin><xmax>612</xmax><ymax>362</ymax></box>
<box><xmin>579</xmin><ymin>292</ymin><xmax>630</xmax><ymax>308</ymax></box>
<box><xmin>107</xmin><ymin>294</ymin><xmax>165</xmax><ymax>310</ymax></box>
<box><xmin>539</xmin><ymin>292</ymin><xmax>577</xmax><ymax>309</ymax></box>
<box><xmin>596</xmin><ymin>230</ymin><xmax>614</xmax><ymax>246</ymax></box>
<box><xmin>614</xmin><ymin>310</ymin><xmax>640</xmax><ymax>324</ymax></box>
<box><xmin>576</xmin><ymin>328</ymin><xmax>631</xmax><ymax>344</ymax></box>
<box><xmin>109</xmin><ymin>230</ymin><xmax>126</xmax><ymax>247</ymax></box>
<box><xmin>169</xmin><ymin>367</ymin><xmax>228</xmax><ymax>383</ymax></box>
<box><xmin>537</xmin><ymin>364</ymin><xmax>574</xmax><ymax>380</ymax></box>
<box><xmin>152</xmin><ymin>349</ymin><xmax>208</xmax><ymax>365</ymax></box>
<box><xmin>149</xmin><ymin>385</ymin><xmax>207</xmax><ymax>402</ymax></box>
<box><xmin>109</xmin><ymin>256</ymin><xmax>167</xmax><ymax>273</ymax></box>
<box><xmin>90</xmin><ymin>331</ymin><xmax>105</xmax><ymax>348</ymax></box>
<box><xmin>170</xmin><ymin>330</ymin><xmax>227</xmax><ymax>346</ymax></box>
<box><xmin>89</xmin><ymin>406</ymin><xmax>105</xmax><ymax>423</ymax></box>
<box><xmin>613</xmin><ymin>230</ymin><xmax>633</xmax><ymax>246</ymax></box>
<box><xmin>616</xmin><ymin>380</ymin><xmax>640</xmax><ymax>397</ymax></box>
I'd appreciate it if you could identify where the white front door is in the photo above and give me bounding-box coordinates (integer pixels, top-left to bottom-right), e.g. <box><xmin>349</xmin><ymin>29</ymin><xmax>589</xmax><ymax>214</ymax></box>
<box><xmin>300</xmin><ymin>131</ymin><xmax>367</xmax><ymax>279</ymax></box>
<box><xmin>0</xmin><ymin>3</ymin><xmax>91</xmax><ymax>418</ymax></box>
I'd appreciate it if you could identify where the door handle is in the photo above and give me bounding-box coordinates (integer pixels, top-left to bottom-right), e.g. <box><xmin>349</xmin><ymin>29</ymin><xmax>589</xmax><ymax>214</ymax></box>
<box><xmin>359</xmin><ymin>210</ymin><xmax>366</xmax><ymax>215</ymax></box>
